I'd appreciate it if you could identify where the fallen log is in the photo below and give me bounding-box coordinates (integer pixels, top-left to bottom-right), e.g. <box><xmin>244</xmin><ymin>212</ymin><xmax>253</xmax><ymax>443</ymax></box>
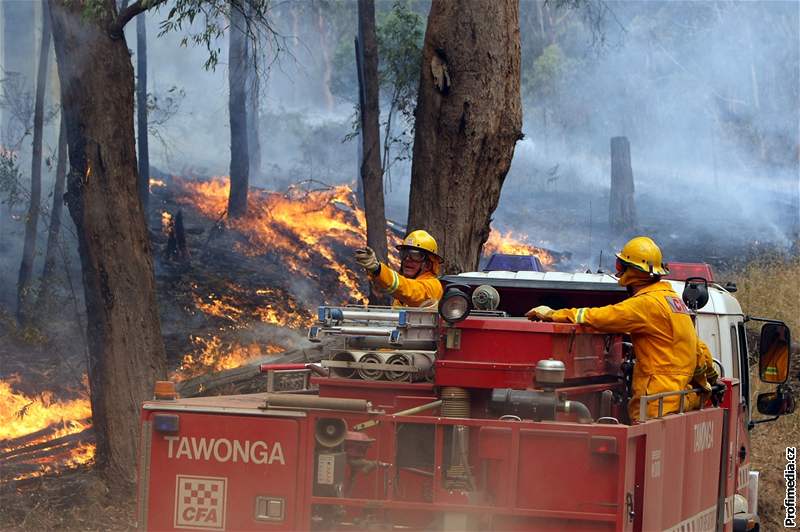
<box><xmin>0</xmin><ymin>428</ymin><xmax>94</xmax><ymax>463</ymax></box>
<box><xmin>175</xmin><ymin>342</ymin><xmax>330</xmax><ymax>398</ymax></box>
<box><xmin>0</xmin><ymin>418</ymin><xmax>92</xmax><ymax>453</ymax></box>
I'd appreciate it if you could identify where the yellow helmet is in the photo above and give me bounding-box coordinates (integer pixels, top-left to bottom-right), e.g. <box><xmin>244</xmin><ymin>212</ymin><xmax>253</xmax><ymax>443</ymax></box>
<box><xmin>615</xmin><ymin>236</ymin><xmax>669</xmax><ymax>276</ymax></box>
<box><xmin>397</xmin><ymin>229</ymin><xmax>443</xmax><ymax>262</ymax></box>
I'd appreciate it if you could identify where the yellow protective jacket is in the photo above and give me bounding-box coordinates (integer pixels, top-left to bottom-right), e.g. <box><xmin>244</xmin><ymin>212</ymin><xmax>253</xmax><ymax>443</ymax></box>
<box><xmin>370</xmin><ymin>263</ymin><xmax>443</xmax><ymax>308</ymax></box>
<box><xmin>550</xmin><ymin>281</ymin><xmax>700</xmax><ymax>421</ymax></box>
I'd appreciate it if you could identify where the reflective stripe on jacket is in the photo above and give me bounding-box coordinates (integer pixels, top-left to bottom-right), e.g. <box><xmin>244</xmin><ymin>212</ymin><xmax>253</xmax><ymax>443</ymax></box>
<box><xmin>371</xmin><ymin>263</ymin><xmax>443</xmax><ymax>308</ymax></box>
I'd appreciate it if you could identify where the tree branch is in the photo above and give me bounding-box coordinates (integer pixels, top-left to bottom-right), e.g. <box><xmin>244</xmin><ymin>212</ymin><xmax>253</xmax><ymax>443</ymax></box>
<box><xmin>109</xmin><ymin>0</ymin><xmax>166</xmax><ymax>39</ymax></box>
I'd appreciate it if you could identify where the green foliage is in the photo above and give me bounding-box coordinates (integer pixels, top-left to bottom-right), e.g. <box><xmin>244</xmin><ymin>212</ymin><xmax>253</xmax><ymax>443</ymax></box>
<box><xmin>376</xmin><ymin>0</ymin><xmax>423</xmax><ymax>164</ymax></box>
<box><xmin>155</xmin><ymin>0</ymin><xmax>283</xmax><ymax>70</ymax></box>
<box><xmin>377</xmin><ymin>1</ymin><xmax>423</xmax><ymax>112</ymax></box>
<box><xmin>80</xmin><ymin>0</ymin><xmax>109</xmax><ymax>23</ymax></box>
<box><xmin>0</xmin><ymin>149</ymin><xmax>23</xmax><ymax>209</ymax></box>
<box><xmin>330</xmin><ymin>0</ymin><xmax>424</xmax><ymax>171</ymax></box>
<box><xmin>525</xmin><ymin>44</ymin><xmax>568</xmax><ymax>101</ymax></box>
<box><xmin>0</xmin><ymin>304</ymin><xmax>48</xmax><ymax>346</ymax></box>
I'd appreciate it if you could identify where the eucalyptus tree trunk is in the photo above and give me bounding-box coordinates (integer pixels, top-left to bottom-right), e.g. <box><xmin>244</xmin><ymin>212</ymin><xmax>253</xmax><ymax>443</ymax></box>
<box><xmin>37</xmin><ymin>114</ymin><xmax>68</xmax><ymax>308</ymax></box>
<box><xmin>357</xmin><ymin>0</ymin><xmax>388</xmax><ymax>303</ymax></box>
<box><xmin>244</xmin><ymin>7</ymin><xmax>261</xmax><ymax>183</ymax></box>
<box><xmin>50</xmin><ymin>0</ymin><xmax>167</xmax><ymax>487</ymax></box>
<box><xmin>228</xmin><ymin>4</ymin><xmax>250</xmax><ymax>218</ymax></box>
<box><xmin>407</xmin><ymin>0</ymin><xmax>522</xmax><ymax>274</ymax></box>
<box><xmin>17</xmin><ymin>0</ymin><xmax>51</xmax><ymax>324</ymax></box>
<box><xmin>136</xmin><ymin>12</ymin><xmax>149</xmax><ymax>215</ymax></box>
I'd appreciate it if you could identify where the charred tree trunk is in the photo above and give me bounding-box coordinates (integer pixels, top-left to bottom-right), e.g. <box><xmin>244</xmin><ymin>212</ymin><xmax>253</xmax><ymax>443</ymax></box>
<box><xmin>608</xmin><ymin>136</ymin><xmax>636</xmax><ymax>234</ymax></box>
<box><xmin>357</xmin><ymin>0</ymin><xmax>389</xmax><ymax>304</ymax></box>
<box><xmin>50</xmin><ymin>0</ymin><xmax>167</xmax><ymax>487</ymax></box>
<box><xmin>136</xmin><ymin>12</ymin><xmax>149</xmax><ymax>215</ymax></box>
<box><xmin>228</xmin><ymin>4</ymin><xmax>250</xmax><ymax>218</ymax></box>
<box><xmin>407</xmin><ymin>0</ymin><xmax>522</xmax><ymax>274</ymax></box>
<box><xmin>17</xmin><ymin>0</ymin><xmax>51</xmax><ymax>324</ymax></box>
<box><xmin>37</xmin><ymin>113</ymin><xmax>68</xmax><ymax>308</ymax></box>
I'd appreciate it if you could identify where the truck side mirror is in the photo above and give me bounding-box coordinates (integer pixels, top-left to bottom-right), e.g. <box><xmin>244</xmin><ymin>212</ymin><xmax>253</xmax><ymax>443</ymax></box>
<box><xmin>756</xmin><ymin>388</ymin><xmax>796</xmax><ymax>416</ymax></box>
<box><xmin>758</xmin><ymin>323</ymin><xmax>791</xmax><ymax>383</ymax></box>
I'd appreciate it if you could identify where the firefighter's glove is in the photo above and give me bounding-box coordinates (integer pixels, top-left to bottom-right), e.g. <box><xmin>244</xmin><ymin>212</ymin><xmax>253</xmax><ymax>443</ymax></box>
<box><xmin>705</xmin><ymin>363</ymin><xmax>720</xmax><ymax>386</ymax></box>
<box><xmin>710</xmin><ymin>383</ymin><xmax>726</xmax><ymax>407</ymax></box>
<box><xmin>355</xmin><ymin>247</ymin><xmax>380</xmax><ymax>274</ymax></box>
<box><xmin>525</xmin><ymin>305</ymin><xmax>554</xmax><ymax>321</ymax></box>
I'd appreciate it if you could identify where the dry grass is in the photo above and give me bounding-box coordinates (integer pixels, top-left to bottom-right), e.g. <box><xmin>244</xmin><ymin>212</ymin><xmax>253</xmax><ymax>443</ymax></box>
<box><xmin>731</xmin><ymin>254</ymin><xmax>800</xmax><ymax>332</ymax></box>
<box><xmin>726</xmin><ymin>255</ymin><xmax>800</xmax><ymax>530</ymax></box>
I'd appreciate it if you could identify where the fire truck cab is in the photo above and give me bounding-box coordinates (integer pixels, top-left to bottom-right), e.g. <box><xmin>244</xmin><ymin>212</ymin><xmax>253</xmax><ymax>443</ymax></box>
<box><xmin>137</xmin><ymin>263</ymin><xmax>794</xmax><ymax>531</ymax></box>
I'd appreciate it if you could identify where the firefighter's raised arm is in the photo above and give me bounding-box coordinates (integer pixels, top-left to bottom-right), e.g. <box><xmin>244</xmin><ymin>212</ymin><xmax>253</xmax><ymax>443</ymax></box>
<box><xmin>353</xmin><ymin>230</ymin><xmax>444</xmax><ymax>308</ymax></box>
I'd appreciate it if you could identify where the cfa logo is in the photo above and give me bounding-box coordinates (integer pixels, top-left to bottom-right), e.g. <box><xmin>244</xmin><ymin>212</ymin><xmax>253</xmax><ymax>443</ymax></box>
<box><xmin>693</xmin><ymin>421</ymin><xmax>714</xmax><ymax>453</ymax></box>
<box><xmin>174</xmin><ymin>475</ymin><xmax>227</xmax><ymax>531</ymax></box>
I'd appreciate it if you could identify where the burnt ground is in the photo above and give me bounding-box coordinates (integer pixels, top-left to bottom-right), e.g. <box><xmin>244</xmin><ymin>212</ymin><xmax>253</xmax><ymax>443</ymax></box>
<box><xmin>0</xmin><ymin>467</ymin><xmax>136</xmax><ymax>531</ymax></box>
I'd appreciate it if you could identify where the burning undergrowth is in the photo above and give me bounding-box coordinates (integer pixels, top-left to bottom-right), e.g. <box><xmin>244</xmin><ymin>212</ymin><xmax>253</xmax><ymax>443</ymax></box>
<box><xmin>157</xmin><ymin>175</ymin><xmax>560</xmax><ymax>377</ymax></box>
<box><xmin>0</xmin><ymin>374</ymin><xmax>94</xmax><ymax>484</ymax></box>
<box><xmin>154</xmin><ymin>176</ymin><xmax>400</xmax><ymax>379</ymax></box>
<box><xmin>2</xmin><ymin>174</ymin><xmax>556</xmax><ymax>487</ymax></box>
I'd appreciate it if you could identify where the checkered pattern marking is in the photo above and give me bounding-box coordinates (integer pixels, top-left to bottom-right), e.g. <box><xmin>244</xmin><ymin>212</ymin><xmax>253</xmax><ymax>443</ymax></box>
<box><xmin>174</xmin><ymin>475</ymin><xmax>226</xmax><ymax>530</ymax></box>
<box><xmin>183</xmin><ymin>482</ymin><xmax>219</xmax><ymax>506</ymax></box>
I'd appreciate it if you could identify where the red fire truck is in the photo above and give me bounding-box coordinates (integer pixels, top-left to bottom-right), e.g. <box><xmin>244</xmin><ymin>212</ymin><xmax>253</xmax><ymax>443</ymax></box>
<box><xmin>137</xmin><ymin>263</ymin><xmax>795</xmax><ymax>531</ymax></box>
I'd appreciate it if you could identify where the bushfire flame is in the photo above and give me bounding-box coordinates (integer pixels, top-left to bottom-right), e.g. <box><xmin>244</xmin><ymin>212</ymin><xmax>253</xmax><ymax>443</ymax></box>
<box><xmin>176</xmin><ymin>178</ymin><xmax>371</xmax><ymax>304</ymax></box>
<box><xmin>161</xmin><ymin>211</ymin><xmax>173</xmax><ymax>235</ymax></box>
<box><xmin>173</xmin><ymin>178</ymin><xmax>555</xmax><ymax>375</ymax></box>
<box><xmin>0</xmin><ymin>377</ymin><xmax>94</xmax><ymax>482</ymax></box>
<box><xmin>483</xmin><ymin>228</ymin><xmax>556</xmax><ymax>267</ymax></box>
<box><xmin>174</xmin><ymin>335</ymin><xmax>284</xmax><ymax>380</ymax></box>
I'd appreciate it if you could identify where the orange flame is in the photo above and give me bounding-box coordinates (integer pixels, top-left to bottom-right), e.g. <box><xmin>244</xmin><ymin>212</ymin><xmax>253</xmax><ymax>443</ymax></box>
<box><xmin>161</xmin><ymin>211</ymin><xmax>173</xmax><ymax>235</ymax></box>
<box><xmin>483</xmin><ymin>228</ymin><xmax>556</xmax><ymax>267</ymax></box>
<box><xmin>174</xmin><ymin>335</ymin><xmax>285</xmax><ymax>380</ymax></box>
<box><xmin>176</xmin><ymin>178</ymin><xmax>370</xmax><ymax>304</ymax></box>
<box><xmin>0</xmin><ymin>376</ymin><xmax>95</xmax><ymax>482</ymax></box>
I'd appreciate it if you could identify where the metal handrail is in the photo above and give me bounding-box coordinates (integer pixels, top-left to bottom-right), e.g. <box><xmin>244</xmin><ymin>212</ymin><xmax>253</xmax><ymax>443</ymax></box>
<box><xmin>638</xmin><ymin>386</ymin><xmax>710</xmax><ymax>422</ymax></box>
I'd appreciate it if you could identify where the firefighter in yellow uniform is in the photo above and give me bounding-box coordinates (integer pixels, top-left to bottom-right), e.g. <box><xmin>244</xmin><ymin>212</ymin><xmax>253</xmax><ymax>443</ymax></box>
<box><xmin>354</xmin><ymin>230</ymin><xmax>444</xmax><ymax>307</ymax></box>
<box><xmin>761</xmin><ymin>327</ymin><xmax>789</xmax><ymax>382</ymax></box>
<box><xmin>527</xmin><ymin>236</ymin><xmax>718</xmax><ymax>421</ymax></box>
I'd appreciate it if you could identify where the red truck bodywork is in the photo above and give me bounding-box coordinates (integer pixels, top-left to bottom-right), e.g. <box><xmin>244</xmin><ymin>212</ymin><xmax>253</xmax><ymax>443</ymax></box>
<box><xmin>138</xmin><ymin>314</ymin><xmax>748</xmax><ymax>531</ymax></box>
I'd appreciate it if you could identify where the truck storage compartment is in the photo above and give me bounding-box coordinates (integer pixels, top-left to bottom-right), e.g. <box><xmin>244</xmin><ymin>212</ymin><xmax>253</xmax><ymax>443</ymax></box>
<box><xmin>138</xmin><ymin>396</ymin><xmax>306</xmax><ymax>532</ymax></box>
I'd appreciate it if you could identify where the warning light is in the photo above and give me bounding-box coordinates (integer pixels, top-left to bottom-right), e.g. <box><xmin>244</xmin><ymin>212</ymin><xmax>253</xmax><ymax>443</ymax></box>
<box><xmin>664</xmin><ymin>262</ymin><xmax>715</xmax><ymax>282</ymax></box>
<box><xmin>154</xmin><ymin>380</ymin><xmax>178</xmax><ymax>400</ymax></box>
<box><xmin>153</xmin><ymin>413</ymin><xmax>180</xmax><ymax>433</ymax></box>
